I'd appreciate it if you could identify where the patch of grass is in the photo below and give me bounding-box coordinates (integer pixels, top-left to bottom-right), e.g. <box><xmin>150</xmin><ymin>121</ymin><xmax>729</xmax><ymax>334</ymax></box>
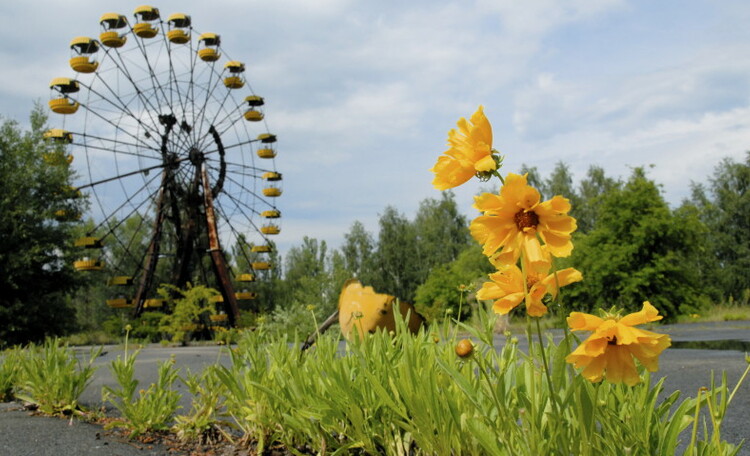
<box><xmin>63</xmin><ymin>330</ymin><xmax>118</xmax><ymax>346</ymax></box>
<box><xmin>15</xmin><ymin>338</ymin><xmax>100</xmax><ymax>416</ymax></box>
<box><xmin>676</xmin><ymin>303</ymin><xmax>750</xmax><ymax>323</ymax></box>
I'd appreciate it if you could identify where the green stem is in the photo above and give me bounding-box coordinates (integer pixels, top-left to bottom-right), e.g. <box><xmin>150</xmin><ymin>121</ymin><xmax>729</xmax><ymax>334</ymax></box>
<box><xmin>492</xmin><ymin>170</ymin><xmax>505</xmax><ymax>185</ymax></box>
<box><xmin>535</xmin><ymin>317</ymin><xmax>560</xmax><ymax>415</ymax></box>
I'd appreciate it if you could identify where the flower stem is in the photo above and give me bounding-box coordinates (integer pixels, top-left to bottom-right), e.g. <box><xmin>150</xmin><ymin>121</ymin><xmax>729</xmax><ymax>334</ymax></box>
<box><xmin>492</xmin><ymin>170</ymin><xmax>505</xmax><ymax>185</ymax></box>
<box><xmin>535</xmin><ymin>317</ymin><xmax>560</xmax><ymax>415</ymax></box>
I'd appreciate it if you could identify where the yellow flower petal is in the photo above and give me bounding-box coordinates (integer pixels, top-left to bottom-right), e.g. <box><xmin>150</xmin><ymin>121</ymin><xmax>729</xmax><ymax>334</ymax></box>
<box><xmin>567</xmin><ymin>312</ymin><xmax>605</xmax><ymax>331</ymax></box>
<box><xmin>619</xmin><ymin>301</ymin><xmax>663</xmax><ymax>326</ymax></box>
<box><xmin>430</xmin><ymin>106</ymin><xmax>494</xmax><ymax>190</ymax></box>
<box><xmin>566</xmin><ymin>302</ymin><xmax>670</xmax><ymax>385</ymax></box>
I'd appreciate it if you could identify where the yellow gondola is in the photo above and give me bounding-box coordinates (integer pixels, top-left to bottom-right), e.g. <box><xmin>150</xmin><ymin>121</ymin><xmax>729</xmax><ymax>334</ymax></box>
<box><xmin>167</xmin><ymin>13</ymin><xmax>191</xmax><ymax>44</ymax></box>
<box><xmin>257</xmin><ymin>133</ymin><xmax>276</xmax><ymax>143</ymax></box>
<box><xmin>74</xmin><ymin>258</ymin><xmax>104</xmax><ymax>271</ymax></box>
<box><xmin>69</xmin><ymin>37</ymin><xmax>99</xmax><ymax>73</ymax></box>
<box><xmin>49</xmin><ymin>78</ymin><xmax>80</xmax><ymax>115</ymax></box>
<box><xmin>251</xmin><ymin>244</ymin><xmax>272</xmax><ymax>253</ymax></box>
<box><xmin>262</xmin><ymin>187</ymin><xmax>282</xmax><ymax>197</ymax></box>
<box><xmin>133</xmin><ymin>6</ymin><xmax>160</xmax><ymax>38</ymax></box>
<box><xmin>243</xmin><ymin>110</ymin><xmax>263</xmax><ymax>122</ymax></box>
<box><xmin>43</xmin><ymin>129</ymin><xmax>73</xmax><ymax>143</ymax></box>
<box><xmin>209</xmin><ymin>314</ymin><xmax>229</xmax><ymax>322</ymax></box>
<box><xmin>106</xmin><ymin>298</ymin><xmax>134</xmax><ymax>308</ymax></box>
<box><xmin>262</xmin><ymin>171</ymin><xmax>282</xmax><ymax>181</ymax></box>
<box><xmin>257</xmin><ymin>148</ymin><xmax>276</xmax><ymax>159</ymax></box>
<box><xmin>224</xmin><ymin>61</ymin><xmax>245</xmax><ymax>89</ymax></box>
<box><xmin>209</xmin><ymin>295</ymin><xmax>224</xmax><ymax>303</ymax></box>
<box><xmin>261</xmin><ymin>210</ymin><xmax>280</xmax><ymax>219</ymax></box>
<box><xmin>143</xmin><ymin>298</ymin><xmax>164</xmax><ymax>308</ymax></box>
<box><xmin>237</xmin><ymin>273</ymin><xmax>255</xmax><ymax>282</ymax></box>
<box><xmin>197</xmin><ymin>33</ymin><xmax>221</xmax><ymax>62</ymax></box>
<box><xmin>261</xmin><ymin>224</ymin><xmax>280</xmax><ymax>235</ymax></box>
<box><xmin>236</xmin><ymin>292</ymin><xmax>256</xmax><ymax>300</ymax></box>
<box><xmin>99</xmin><ymin>13</ymin><xmax>128</xmax><ymax>48</ymax></box>
<box><xmin>245</xmin><ymin>95</ymin><xmax>264</xmax><ymax>107</ymax></box>
<box><xmin>42</xmin><ymin>152</ymin><xmax>74</xmax><ymax>166</ymax></box>
<box><xmin>108</xmin><ymin>276</ymin><xmax>133</xmax><ymax>286</ymax></box>
<box><xmin>74</xmin><ymin>237</ymin><xmax>103</xmax><ymax>248</ymax></box>
<box><xmin>252</xmin><ymin>261</ymin><xmax>272</xmax><ymax>270</ymax></box>
<box><xmin>61</xmin><ymin>186</ymin><xmax>83</xmax><ymax>199</ymax></box>
<box><xmin>54</xmin><ymin>209</ymin><xmax>81</xmax><ymax>221</ymax></box>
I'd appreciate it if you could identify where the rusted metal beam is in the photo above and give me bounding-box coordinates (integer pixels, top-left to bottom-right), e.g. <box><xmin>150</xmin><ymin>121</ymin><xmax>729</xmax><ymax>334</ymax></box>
<box><xmin>133</xmin><ymin>169</ymin><xmax>168</xmax><ymax>317</ymax></box>
<box><xmin>201</xmin><ymin>163</ymin><xmax>240</xmax><ymax>326</ymax></box>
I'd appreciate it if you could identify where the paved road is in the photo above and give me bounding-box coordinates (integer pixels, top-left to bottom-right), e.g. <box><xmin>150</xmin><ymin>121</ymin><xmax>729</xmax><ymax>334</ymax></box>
<box><xmin>2</xmin><ymin>321</ymin><xmax>749</xmax><ymax>455</ymax></box>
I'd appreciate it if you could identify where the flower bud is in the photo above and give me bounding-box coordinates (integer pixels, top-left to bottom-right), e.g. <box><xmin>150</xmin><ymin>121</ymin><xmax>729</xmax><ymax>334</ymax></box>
<box><xmin>455</xmin><ymin>338</ymin><xmax>474</xmax><ymax>358</ymax></box>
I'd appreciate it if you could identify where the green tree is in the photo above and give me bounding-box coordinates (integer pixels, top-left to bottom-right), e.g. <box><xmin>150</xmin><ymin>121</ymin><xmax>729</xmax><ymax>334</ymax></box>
<box><xmin>575</xmin><ymin>165</ymin><xmax>619</xmax><ymax>234</ymax></box>
<box><xmin>370</xmin><ymin>206</ymin><xmax>422</xmax><ymax>302</ymax></box>
<box><xmin>0</xmin><ymin>108</ymin><xmax>87</xmax><ymax>345</ymax></box>
<box><xmin>688</xmin><ymin>153</ymin><xmax>750</xmax><ymax>302</ymax></box>
<box><xmin>563</xmin><ymin>168</ymin><xmax>708</xmax><ymax>320</ymax></box>
<box><xmin>284</xmin><ymin>236</ymin><xmax>329</xmax><ymax>309</ymax></box>
<box><xmin>414</xmin><ymin>244</ymin><xmax>494</xmax><ymax>322</ymax></box>
<box><xmin>340</xmin><ymin>220</ymin><xmax>376</xmax><ymax>283</ymax></box>
<box><xmin>413</xmin><ymin>191</ymin><xmax>471</xmax><ymax>273</ymax></box>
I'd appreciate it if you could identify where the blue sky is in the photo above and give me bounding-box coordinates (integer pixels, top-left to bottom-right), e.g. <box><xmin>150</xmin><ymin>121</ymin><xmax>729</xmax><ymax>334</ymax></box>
<box><xmin>2</xmin><ymin>0</ymin><xmax>749</xmax><ymax>258</ymax></box>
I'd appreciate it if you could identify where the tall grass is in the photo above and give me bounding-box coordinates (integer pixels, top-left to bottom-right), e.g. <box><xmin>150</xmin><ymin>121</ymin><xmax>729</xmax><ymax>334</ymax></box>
<box><xmin>211</xmin><ymin>308</ymin><xmax>748</xmax><ymax>455</ymax></box>
<box><xmin>14</xmin><ymin>338</ymin><xmax>100</xmax><ymax>415</ymax></box>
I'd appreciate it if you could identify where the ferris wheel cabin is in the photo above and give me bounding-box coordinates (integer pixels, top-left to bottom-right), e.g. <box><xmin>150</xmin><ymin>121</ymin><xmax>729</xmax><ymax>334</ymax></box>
<box><xmin>237</xmin><ymin>273</ymin><xmax>255</xmax><ymax>282</ymax></box>
<box><xmin>133</xmin><ymin>6</ymin><xmax>160</xmax><ymax>39</ymax></box>
<box><xmin>167</xmin><ymin>13</ymin><xmax>191</xmax><ymax>44</ymax></box>
<box><xmin>262</xmin><ymin>171</ymin><xmax>282</xmax><ymax>182</ymax></box>
<box><xmin>69</xmin><ymin>37</ymin><xmax>99</xmax><ymax>73</ymax></box>
<box><xmin>251</xmin><ymin>244</ymin><xmax>273</xmax><ymax>253</ymax></box>
<box><xmin>244</xmin><ymin>96</ymin><xmax>265</xmax><ymax>121</ymax></box>
<box><xmin>43</xmin><ymin>129</ymin><xmax>73</xmax><ymax>143</ymax></box>
<box><xmin>224</xmin><ymin>61</ymin><xmax>246</xmax><ymax>89</ymax></box>
<box><xmin>99</xmin><ymin>13</ymin><xmax>128</xmax><ymax>48</ymax></box>
<box><xmin>198</xmin><ymin>33</ymin><xmax>221</xmax><ymax>61</ymax></box>
<box><xmin>49</xmin><ymin>78</ymin><xmax>80</xmax><ymax>114</ymax></box>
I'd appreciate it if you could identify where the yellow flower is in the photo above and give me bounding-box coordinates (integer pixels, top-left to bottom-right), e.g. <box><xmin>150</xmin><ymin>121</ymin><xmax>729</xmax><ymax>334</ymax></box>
<box><xmin>565</xmin><ymin>301</ymin><xmax>671</xmax><ymax>386</ymax></box>
<box><xmin>430</xmin><ymin>106</ymin><xmax>495</xmax><ymax>190</ymax></box>
<box><xmin>470</xmin><ymin>173</ymin><xmax>576</xmax><ymax>271</ymax></box>
<box><xmin>476</xmin><ymin>262</ymin><xmax>582</xmax><ymax>317</ymax></box>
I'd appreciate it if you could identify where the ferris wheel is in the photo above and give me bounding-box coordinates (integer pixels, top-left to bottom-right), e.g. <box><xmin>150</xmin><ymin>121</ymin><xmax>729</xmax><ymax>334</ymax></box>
<box><xmin>45</xmin><ymin>6</ymin><xmax>283</xmax><ymax>326</ymax></box>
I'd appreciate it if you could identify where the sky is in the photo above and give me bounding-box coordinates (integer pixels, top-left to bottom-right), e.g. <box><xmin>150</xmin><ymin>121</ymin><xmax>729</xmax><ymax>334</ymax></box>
<box><xmin>2</xmin><ymin>0</ymin><xmax>749</xmax><ymax>259</ymax></box>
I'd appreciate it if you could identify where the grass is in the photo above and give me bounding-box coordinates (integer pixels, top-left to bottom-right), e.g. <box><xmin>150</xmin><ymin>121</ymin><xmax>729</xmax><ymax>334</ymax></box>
<box><xmin>676</xmin><ymin>303</ymin><xmax>750</xmax><ymax>324</ymax></box>
<box><xmin>3</xmin><ymin>304</ymin><xmax>748</xmax><ymax>454</ymax></box>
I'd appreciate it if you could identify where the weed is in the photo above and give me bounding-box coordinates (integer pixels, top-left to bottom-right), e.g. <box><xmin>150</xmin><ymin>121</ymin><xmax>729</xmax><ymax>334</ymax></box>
<box><xmin>15</xmin><ymin>338</ymin><xmax>100</xmax><ymax>416</ymax></box>
<box><xmin>102</xmin><ymin>330</ymin><xmax>182</xmax><ymax>437</ymax></box>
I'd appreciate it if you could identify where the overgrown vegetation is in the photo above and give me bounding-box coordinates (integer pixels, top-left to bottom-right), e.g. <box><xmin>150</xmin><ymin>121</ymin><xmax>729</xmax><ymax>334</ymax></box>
<box><xmin>13</xmin><ymin>338</ymin><xmax>99</xmax><ymax>415</ymax></box>
<box><xmin>5</xmin><ymin>311</ymin><xmax>748</xmax><ymax>454</ymax></box>
<box><xmin>0</xmin><ymin>107</ymin><xmax>86</xmax><ymax>346</ymax></box>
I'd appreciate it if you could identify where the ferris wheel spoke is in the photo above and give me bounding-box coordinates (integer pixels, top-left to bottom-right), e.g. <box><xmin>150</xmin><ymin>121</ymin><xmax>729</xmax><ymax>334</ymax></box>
<box><xmin>221</xmin><ymin>171</ymin><xmax>278</xmax><ymax>211</ymax></box>
<box><xmin>86</xmin><ymin>171</ymin><xmax>162</xmax><ymax>234</ymax></box>
<box><xmin>216</xmin><ymin>159</ymin><xmax>274</xmax><ymax>175</ymax></box>
<box><xmin>72</xmin><ymin>136</ymin><xmax>161</xmax><ymax>161</ymax></box>
<box><xmin>129</xmin><ymin>29</ymin><xmax>176</xmax><ymax>118</ymax></box>
<box><xmin>75</xmin><ymin>159</ymin><xmax>180</xmax><ymax>190</ymax></box>
<box><xmin>60</xmin><ymin>93</ymin><xmax>160</xmax><ymax>151</ymax></box>
<box><xmin>98</xmin><ymin>47</ymin><xmax>167</xmax><ymax>133</ymax></box>
<box><xmin>213</xmin><ymin>194</ymin><xmax>268</xmax><ymax>243</ymax></box>
<box><xmin>83</xmin><ymin>76</ymin><xmax>163</xmax><ymax>141</ymax></box>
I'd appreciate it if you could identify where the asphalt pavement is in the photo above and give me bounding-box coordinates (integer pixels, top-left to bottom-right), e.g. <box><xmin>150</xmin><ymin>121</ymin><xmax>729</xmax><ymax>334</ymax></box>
<box><xmin>1</xmin><ymin>320</ymin><xmax>749</xmax><ymax>455</ymax></box>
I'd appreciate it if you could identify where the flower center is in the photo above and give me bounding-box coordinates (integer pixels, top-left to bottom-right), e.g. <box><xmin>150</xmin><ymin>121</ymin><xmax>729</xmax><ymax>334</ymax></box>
<box><xmin>514</xmin><ymin>210</ymin><xmax>539</xmax><ymax>231</ymax></box>
<box><xmin>607</xmin><ymin>336</ymin><xmax>618</xmax><ymax>346</ymax></box>
<box><xmin>526</xmin><ymin>272</ymin><xmax>542</xmax><ymax>290</ymax></box>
